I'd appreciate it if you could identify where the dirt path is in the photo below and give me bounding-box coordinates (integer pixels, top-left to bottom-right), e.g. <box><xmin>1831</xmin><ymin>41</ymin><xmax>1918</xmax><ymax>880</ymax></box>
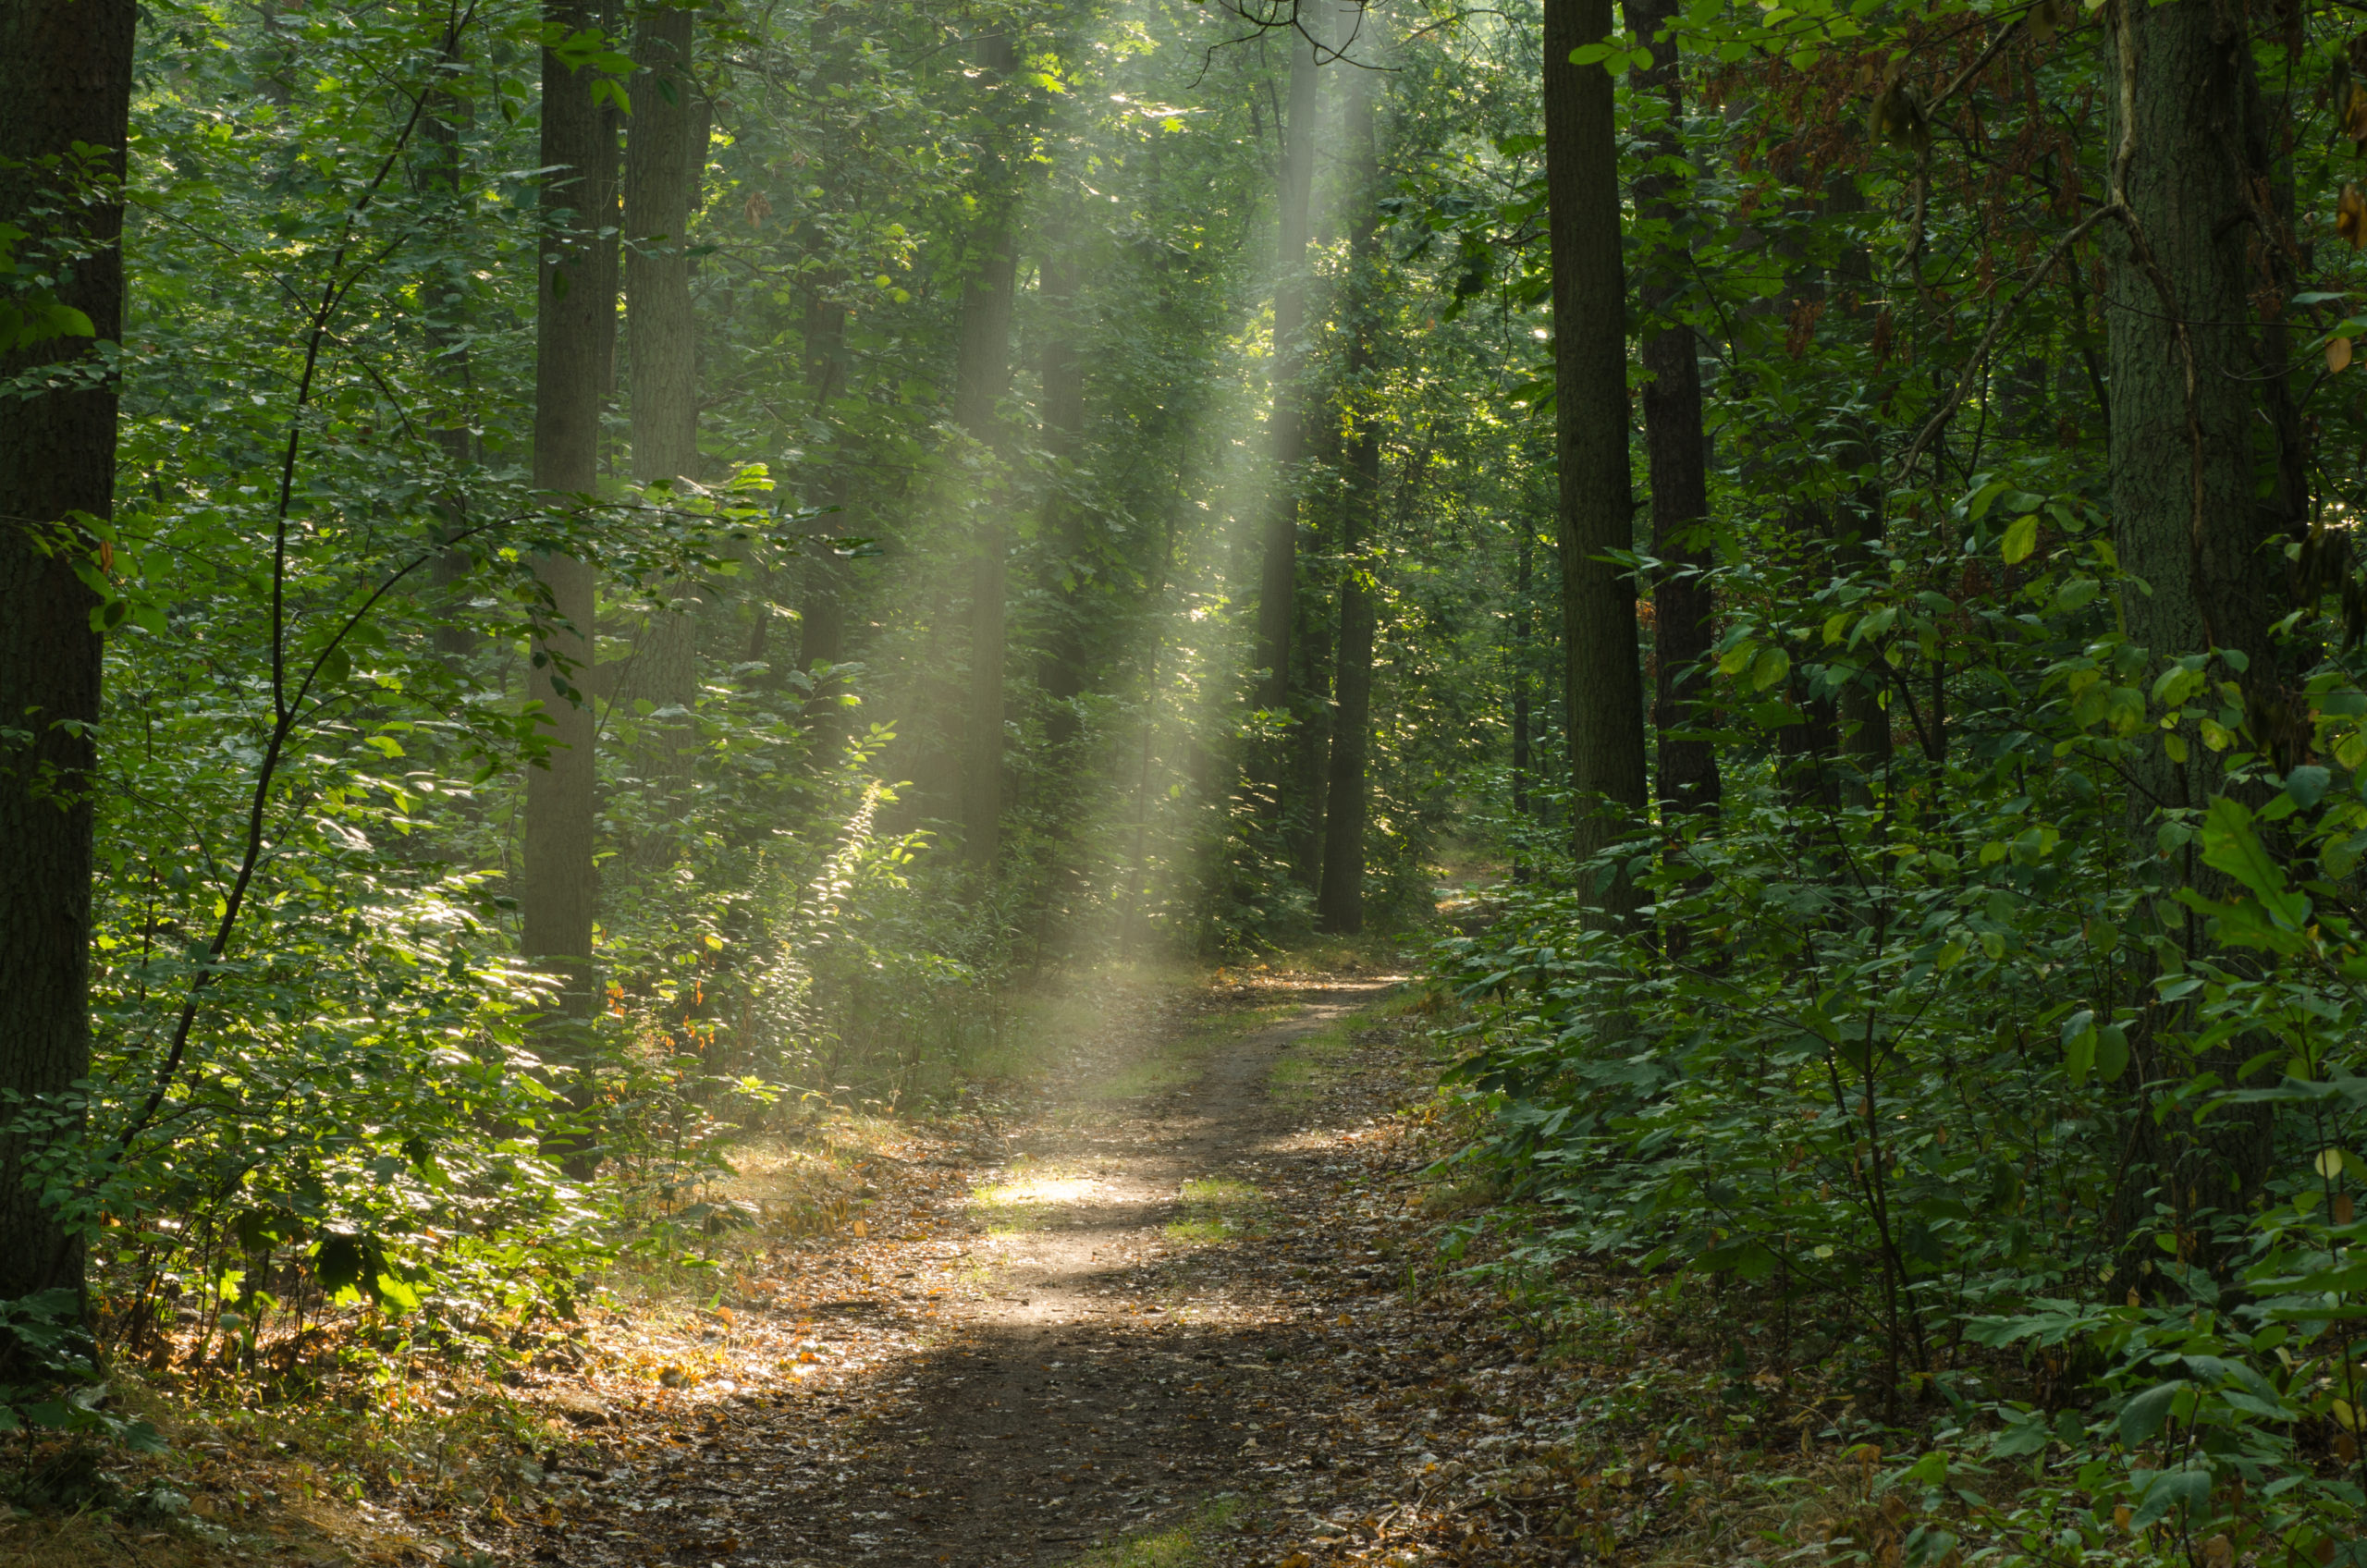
<box><xmin>557</xmin><ymin>976</ymin><xmax>1427</xmax><ymax>1568</ymax></box>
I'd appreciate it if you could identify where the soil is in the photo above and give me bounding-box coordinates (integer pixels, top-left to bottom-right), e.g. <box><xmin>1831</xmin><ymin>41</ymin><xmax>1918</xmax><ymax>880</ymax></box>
<box><xmin>555</xmin><ymin>981</ymin><xmax>1392</xmax><ymax>1566</ymax></box>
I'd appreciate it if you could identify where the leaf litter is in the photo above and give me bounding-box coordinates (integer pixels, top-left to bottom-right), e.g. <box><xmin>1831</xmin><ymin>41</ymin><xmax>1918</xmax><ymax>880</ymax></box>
<box><xmin>28</xmin><ymin>963</ymin><xmax>1870</xmax><ymax>1568</ymax></box>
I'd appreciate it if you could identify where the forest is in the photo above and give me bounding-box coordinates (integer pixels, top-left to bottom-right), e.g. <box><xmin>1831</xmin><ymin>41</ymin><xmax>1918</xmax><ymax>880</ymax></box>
<box><xmin>5</xmin><ymin>0</ymin><xmax>2367</xmax><ymax>1562</ymax></box>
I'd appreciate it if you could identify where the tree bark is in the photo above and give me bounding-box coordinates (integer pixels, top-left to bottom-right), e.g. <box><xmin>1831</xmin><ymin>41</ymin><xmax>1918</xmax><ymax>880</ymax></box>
<box><xmin>0</xmin><ymin>0</ymin><xmax>135</xmax><ymax>1315</ymax></box>
<box><xmin>1541</xmin><ymin>0</ymin><xmax>1648</xmax><ymax>915</ymax></box>
<box><xmin>1252</xmin><ymin>8</ymin><xmax>1326</xmax><ymax>718</ymax></box>
<box><xmin>523</xmin><ymin>0</ymin><xmax>620</xmax><ymax>1020</ymax></box>
<box><xmin>1512</xmin><ymin>521</ymin><xmax>1535</xmax><ymax>851</ymax></box>
<box><xmin>795</xmin><ymin>282</ymin><xmax>850</xmax><ymax>691</ymax></box>
<box><xmin>1826</xmin><ymin>171</ymin><xmax>1889</xmax><ymax>792</ymax></box>
<box><xmin>1626</xmin><ymin>0</ymin><xmax>1718</xmax><ymax>831</ymax></box>
<box><xmin>1318</xmin><ymin>42</ymin><xmax>1382</xmax><ymax>936</ymax></box>
<box><xmin>2103</xmin><ymin>0</ymin><xmax>2301</xmax><ymax>1207</ymax></box>
<box><xmin>788</xmin><ymin>8</ymin><xmax>853</xmax><ymax>717</ymax></box>
<box><xmin>2105</xmin><ymin>0</ymin><xmax>2300</xmax><ymax>816</ymax></box>
<box><xmin>953</xmin><ymin>28</ymin><xmax>1024</xmax><ymax>865</ymax></box>
<box><xmin>1036</xmin><ymin>243</ymin><xmax>1091</xmax><ymax>746</ymax></box>
<box><xmin>623</xmin><ymin>2</ymin><xmax>705</xmax><ymax>758</ymax></box>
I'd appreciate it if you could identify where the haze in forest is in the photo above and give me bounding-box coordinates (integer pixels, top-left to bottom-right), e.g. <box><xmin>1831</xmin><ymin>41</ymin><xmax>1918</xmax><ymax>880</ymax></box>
<box><xmin>4</xmin><ymin>0</ymin><xmax>2367</xmax><ymax>1559</ymax></box>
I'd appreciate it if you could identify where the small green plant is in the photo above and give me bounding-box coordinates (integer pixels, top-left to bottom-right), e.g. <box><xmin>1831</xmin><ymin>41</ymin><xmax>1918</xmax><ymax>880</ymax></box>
<box><xmin>0</xmin><ymin>1289</ymin><xmax>165</xmax><ymax>1508</ymax></box>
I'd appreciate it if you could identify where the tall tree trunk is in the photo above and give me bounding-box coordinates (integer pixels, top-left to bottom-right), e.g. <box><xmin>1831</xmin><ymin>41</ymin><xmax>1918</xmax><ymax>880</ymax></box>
<box><xmin>1036</xmin><ymin>243</ymin><xmax>1091</xmax><ymax>746</ymax></box>
<box><xmin>794</xmin><ymin>281</ymin><xmax>850</xmax><ymax>697</ymax></box>
<box><xmin>1318</xmin><ymin>41</ymin><xmax>1382</xmax><ymax>936</ymax></box>
<box><xmin>1541</xmin><ymin>0</ymin><xmax>1648</xmax><ymax>915</ymax></box>
<box><xmin>2106</xmin><ymin>0</ymin><xmax>2300</xmax><ymax>815</ymax></box>
<box><xmin>1512</xmin><ymin>521</ymin><xmax>1535</xmax><ymax>871</ymax></box>
<box><xmin>1827</xmin><ymin>172</ymin><xmax>1889</xmax><ymax>793</ymax></box>
<box><xmin>1627</xmin><ymin>0</ymin><xmax>1718</xmax><ymax>833</ymax></box>
<box><xmin>523</xmin><ymin>0</ymin><xmax>620</xmax><ymax>1023</ymax></box>
<box><xmin>787</xmin><ymin>6</ymin><xmax>852</xmax><ymax>717</ymax></box>
<box><xmin>623</xmin><ymin>2</ymin><xmax>705</xmax><ymax>765</ymax></box>
<box><xmin>1252</xmin><ymin>9</ymin><xmax>1326</xmax><ymax>720</ymax></box>
<box><xmin>1287</xmin><ymin>413</ymin><xmax>1340</xmax><ymax>882</ymax></box>
<box><xmin>953</xmin><ymin>28</ymin><xmax>1024</xmax><ymax>865</ymax></box>
<box><xmin>0</xmin><ymin>0</ymin><xmax>135</xmax><ymax>1317</ymax></box>
<box><xmin>2104</xmin><ymin>0</ymin><xmax>2301</xmax><ymax>1206</ymax></box>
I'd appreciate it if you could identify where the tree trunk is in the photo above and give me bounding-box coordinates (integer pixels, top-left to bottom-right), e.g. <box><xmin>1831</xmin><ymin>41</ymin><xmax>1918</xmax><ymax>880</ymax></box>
<box><xmin>1540</xmin><ymin>0</ymin><xmax>1648</xmax><ymax>915</ymax></box>
<box><xmin>1252</xmin><ymin>8</ymin><xmax>1326</xmax><ymax>718</ymax></box>
<box><xmin>1627</xmin><ymin>0</ymin><xmax>1718</xmax><ymax>832</ymax></box>
<box><xmin>795</xmin><ymin>282</ymin><xmax>850</xmax><ymax>695</ymax></box>
<box><xmin>523</xmin><ymin>0</ymin><xmax>620</xmax><ymax>1021</ymax></box>
<box><xmin>1512</xmin><ymin>521</ymin><xmax>1535</xmax><ymax>869</ymax></box>
<box><xmin>1318</xmin><ymin>43</ymin><xmax>1382</xmax><ymax>936</ymax></box>
<box><xmin>788</xmin><ymin>7</ymin><xmax>853</xmax><ymax>717</ymax></box>
<box><xmin>953</xmin><ymin>28</ymin><xmax>1024</xmax><ymax>865</ymax></box>
<box><xmin>0</xmin><ymin>0</ymin><xmax>134</xmax><ymax>1317</ymax></box>
<box><xmin>2104</xmin><ymin>0</ymin><xmax>2301</xmax><ymax>1207</ymax></box>
<box><xmin>1036</xmin><ymin>244</ymin><xmax>1091</xmax><ymax>745</ymax></box>
<box><xmin>2106</xmin><ymin>0</ymin><xmax>2300</xmax><ymax>816</ymax></box>
<box><xmin>1287</xmin><ymin>413</ymin><xmax>1339</xmax><ymax>883</ymax></box>
<box><xmin>1826</xmin><ymin>172</ymin><xmax>1889</xmax><ymax>793</ymax></box>
<box><xmin>624</xmin><ymin>3</ymin><xmax>705</xmax><ymax>762</ymax></box>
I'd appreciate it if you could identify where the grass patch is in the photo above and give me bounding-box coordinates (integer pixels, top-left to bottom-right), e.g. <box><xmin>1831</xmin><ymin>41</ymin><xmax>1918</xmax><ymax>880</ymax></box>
<box><xmin>1164</xmin><ymin>1177</ymin><xmax>1266</xmax><ymax>1246</ymax></box>
<box><xmin>1266</xmin><ymin>1012</ymin><xmax>1365</xmax><ymax>1105</ymax></box>
<box><xmin>1062</xmin><ymin>1496</ymin><xmax>1244</xmax><ymax>1567</ymax></box>
<box><xmin>1047</xmin><ymin>998</ymin><xmax>1297</xmax><ymax>1115</ymax></box>
<box><xmin>968</xmin><ymin>1166</ymin><xmax>1101</xmax><ymax>1234</ymax></box>
<box><xmin>601</xmin><ymin>1116</ymin><xmax>889</xmax><ymax>1309</ymax></box>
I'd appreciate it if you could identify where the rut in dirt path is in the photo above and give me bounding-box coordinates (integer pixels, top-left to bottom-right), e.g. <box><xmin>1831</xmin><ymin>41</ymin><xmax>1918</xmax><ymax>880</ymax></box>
<box><xmin>567</xmin><ymin>979</ymin><xmax>1412</xmax><ymax>1568</ymax></box>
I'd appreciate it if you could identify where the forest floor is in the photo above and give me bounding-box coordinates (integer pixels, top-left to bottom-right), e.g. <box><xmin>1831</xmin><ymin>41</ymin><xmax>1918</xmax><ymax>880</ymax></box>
<box><xmin>524</xmin><ymin>963</ymin><xmax>1530</xmax><ymax>1568</ymax></box>
<box><xmin>18</xmin><ymin>960</ymin><xmax>1879</xmax><ymax>1568</ymax></box>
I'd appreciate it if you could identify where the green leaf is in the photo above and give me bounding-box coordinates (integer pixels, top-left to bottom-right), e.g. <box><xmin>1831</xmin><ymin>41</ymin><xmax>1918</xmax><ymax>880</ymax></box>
<box><xmin>373</xmin><ymin>1273</ymin><xmax>423</xmax><ymax>1313</ymax></box>
<box><xmin>2093</xmin><ymin>1024</ymin><xmax>2129</xmax><ymax>1084</ymax></box>
<box><xmin>313</xmin><ymin>1233</ymin><xmax>368</xmax><ymax>1293</ymax></box>
<box><xmin>2001</xmin><ymin>514</ymin><xmax>2039</xmax><ymax>564</ymax></box>
<box><xmin>2118</xmin><ymin>1379</ymin><xmax>2185</xmax><ymax>1446</ymax></box>
<box><xmin>2283</xmin><ymin>765</ymin><xmax>2331</xmax><ymax>809</ymax></box>
<box><xmin>2200</xmin><ymin>795</ymin><xmax>2312</xmax><ymax>928</ymax></box>
<box><xmin>1991</xmin><ymin>1410</ymin><xmax>2050</xmax><ymax>1456</ymax></box>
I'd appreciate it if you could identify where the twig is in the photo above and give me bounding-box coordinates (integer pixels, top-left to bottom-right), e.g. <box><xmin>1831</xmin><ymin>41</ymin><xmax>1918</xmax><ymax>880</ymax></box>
<box><xmin>1894</xmin><ymin>202</ymin><xmax>2116</xmax><ymax>483</ymax></box>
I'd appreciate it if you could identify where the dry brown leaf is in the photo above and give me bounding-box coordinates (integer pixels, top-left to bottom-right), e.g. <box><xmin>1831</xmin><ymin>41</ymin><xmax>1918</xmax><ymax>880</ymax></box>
<box><xmin>2346</xmin><ymin>84</ymin><xmax>2367</xmax><ymax>152</ymax></box>
<box><xmin>2340</xmin><ymin>184</ymin><xmax>2366</xmax><ymax>249</ymax></box>
<box><xmin>2331</xmin><ymin>337</ymin><xmax>2354</xmax><ymax>374</ymax></box>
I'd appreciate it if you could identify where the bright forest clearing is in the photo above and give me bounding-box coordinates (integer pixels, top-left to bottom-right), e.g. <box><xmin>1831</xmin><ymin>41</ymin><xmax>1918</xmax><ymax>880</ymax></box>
<box><xmin>3</xmin><ymin>0</ymin><xmax>2367</xmax><ymax>1562</ymax></box>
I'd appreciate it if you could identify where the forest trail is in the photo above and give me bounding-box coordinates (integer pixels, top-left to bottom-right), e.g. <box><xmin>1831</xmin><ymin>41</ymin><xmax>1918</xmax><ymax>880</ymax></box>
<box><xmin>543</xmin><ymin>970</ymin><xmax>1487</xmax><ymax>1568</ymax></box>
